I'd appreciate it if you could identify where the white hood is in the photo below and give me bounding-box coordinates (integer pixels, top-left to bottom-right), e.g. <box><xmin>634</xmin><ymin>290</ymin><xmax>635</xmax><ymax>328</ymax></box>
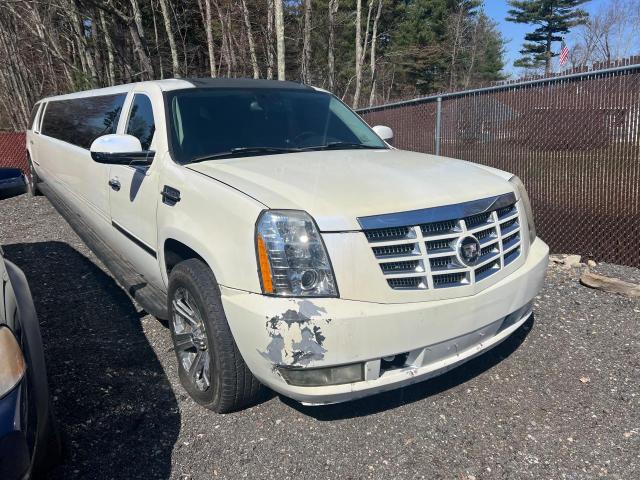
<box><xmin>187</xmin><ymin>149</ymin><xmax>514</xmax><ymax>231</ymax></box>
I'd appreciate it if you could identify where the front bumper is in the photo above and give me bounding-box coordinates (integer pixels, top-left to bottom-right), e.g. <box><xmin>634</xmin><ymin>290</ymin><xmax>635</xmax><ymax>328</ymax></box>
<box><xmin>222</xmin><ymin>238</ymin><xmax>549</xmax><ymax>404</ymax></box>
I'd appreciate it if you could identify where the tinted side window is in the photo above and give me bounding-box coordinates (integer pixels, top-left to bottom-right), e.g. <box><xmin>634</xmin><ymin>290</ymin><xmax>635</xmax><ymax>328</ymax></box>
<box><xmin>41</xmin><ymin>94</ymin><xmax>126</xmax><ymax>149</ymax></box>
<box><xmin>126</xmin><ymin>95</ymin><xmax>155</xmax><ymax>150</ymax></box>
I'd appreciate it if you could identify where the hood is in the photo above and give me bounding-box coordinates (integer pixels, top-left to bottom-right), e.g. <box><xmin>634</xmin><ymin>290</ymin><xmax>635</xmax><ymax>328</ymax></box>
<box><xmin>187</xmin><ymin>149</ymin><xmax>514</xmax><ymax>231</ymax></box>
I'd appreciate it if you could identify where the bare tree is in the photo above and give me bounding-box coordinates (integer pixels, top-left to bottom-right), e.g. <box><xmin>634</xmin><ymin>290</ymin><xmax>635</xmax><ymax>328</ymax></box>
<box><xmin>368</xmin><ymin>0</ymin><xmax>383</xmax><ymax>106</ymax></box>
<box><xmin>241</xmin><ymin>0</ymin><xmax>260</xmax><ymax>78</ymax></box>
<box><xmin>130</xmin><ymin>0</ymin><xmax>151</xmax><ymax>65</ymax></box>
<box><xmin>274</xmin><ymin>0</ymin><xmax>285</xmax><ymax>80</ymax></box>
<box><xmin>266</xmin><ymin>0</ymin><xmax>275</xmax><ymax>79</ymax></box>
<box><xmin>572</xmin><ymin>0</ymin><xmax>640</xmax><ymax>65</ymax></box>
<box><xmin>196</xmin><ymin>0</ymin><xmax>217</xmax><ymax>77</ymax></box>
<box><xmin>328</xmin><ymin>0</ymin><xmax>340</xmax><ymax>92</ymax></box>
<box><xmin>99</xmin><ymin>10</ymin><xmax>117</xmax><ymax>86</ymax></box>
<box><xmin>353</xmin><ymin>0</ymin><xmax>374</xmax><ymax>108</ymax></box>
<box><xmin>158</xmin><ymin>0</ymin><xmax>181</xmax><ymax>77</ymax></box>
<box><xmin>301</xmin><ymin>0</ymin><xmax>312</xmax><ymax>83</ymax></box>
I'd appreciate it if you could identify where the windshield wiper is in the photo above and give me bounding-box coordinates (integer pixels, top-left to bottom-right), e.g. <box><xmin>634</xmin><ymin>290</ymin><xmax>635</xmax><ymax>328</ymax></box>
<box><xmin>190</xmin><ymin>147</ymin><xmax>299</xmax><ymax>163</ymax></box>
<box><xmin>299</xmin><ymin>142</ymin><xmax>387</xmax><ymax>151</ymax></box>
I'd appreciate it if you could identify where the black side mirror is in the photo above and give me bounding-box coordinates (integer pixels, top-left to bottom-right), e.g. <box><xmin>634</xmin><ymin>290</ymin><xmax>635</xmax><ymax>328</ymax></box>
<box><xmin>0</xmin><ymin>168</ymin><xmax>27</xmax><ymax>200</ymax></box>
<box><xmin>90</xmin><ymin>151</ymin><xmax>156</xmax><ymax>166</ymax></box>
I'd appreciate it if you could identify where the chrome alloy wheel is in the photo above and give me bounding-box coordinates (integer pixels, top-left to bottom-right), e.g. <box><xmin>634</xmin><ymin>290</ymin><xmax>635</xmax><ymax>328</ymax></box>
<box><xmin>171</xmin><ymin>287</ymin><xmax>211</xmax><ymax>391</ymax></box>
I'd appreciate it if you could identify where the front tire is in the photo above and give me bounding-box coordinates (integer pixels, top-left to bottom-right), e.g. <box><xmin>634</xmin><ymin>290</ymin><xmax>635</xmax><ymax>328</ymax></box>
<box><xmin>167</xmin><ymin>259</ymin><xmax>262</xmax><ymax>413</ymax></box>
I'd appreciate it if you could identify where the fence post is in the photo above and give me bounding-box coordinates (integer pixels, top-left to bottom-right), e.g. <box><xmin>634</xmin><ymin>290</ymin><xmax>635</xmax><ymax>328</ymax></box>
<box><xmin>435</xmin><ymin>96</ymin><xmax>442</xmax><ymax>155</ymax></box>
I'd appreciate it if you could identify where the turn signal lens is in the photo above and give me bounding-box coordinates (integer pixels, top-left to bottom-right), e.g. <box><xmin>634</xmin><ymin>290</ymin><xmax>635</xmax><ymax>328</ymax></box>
<box><xmin>256</xmin><ymin>234</ymin><xmax>274</xmax><ymax>294</ymax></box>
<box><xmin>255</xmin><ymin>210</ymin><xmax>338</xmax><ymax>297</ymax></box>
<box><xmin>0</xmin><ymin>327</ymin><xmax>25</xmax><ymax>398</ymax></box>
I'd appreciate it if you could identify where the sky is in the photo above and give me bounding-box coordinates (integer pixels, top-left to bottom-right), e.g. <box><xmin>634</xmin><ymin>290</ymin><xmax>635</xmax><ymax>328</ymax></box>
<box><xmin>483</xmin><ymin>0</ymin><xmax>607</xmax><ymax>76</ymax></box>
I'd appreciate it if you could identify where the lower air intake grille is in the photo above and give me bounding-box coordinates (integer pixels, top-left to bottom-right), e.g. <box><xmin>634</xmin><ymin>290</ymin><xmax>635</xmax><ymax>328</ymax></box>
<box><xmin>387</xmin><ymin>277</ymin><xmax>426</xmax><ymax>290</ymax></box>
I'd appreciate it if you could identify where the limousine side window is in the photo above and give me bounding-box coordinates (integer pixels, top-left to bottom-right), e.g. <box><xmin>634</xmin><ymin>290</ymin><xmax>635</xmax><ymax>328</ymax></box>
<box><xmin>41</xmin><ymin>93</ymin><xmax>127</xmax><ymax>149</ymax></box>
<box><xmin>126</xmin><ymin>94</ymin><xmax>155</xmax><ymax>150</ymax></box>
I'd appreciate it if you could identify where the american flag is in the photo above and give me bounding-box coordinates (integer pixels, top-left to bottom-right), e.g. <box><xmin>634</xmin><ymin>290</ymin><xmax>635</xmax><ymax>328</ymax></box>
<box><xmin>559</xmin><ymin>40</ymin><xmax>569</xmax><ymax>66</ymax></box>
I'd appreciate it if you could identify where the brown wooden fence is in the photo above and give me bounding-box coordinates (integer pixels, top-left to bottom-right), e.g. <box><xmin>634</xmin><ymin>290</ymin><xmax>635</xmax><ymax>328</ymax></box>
<box><xmin>359</xmin><ymin>64</ymin><xmax>640</xmax><ymax>267</ymax></box>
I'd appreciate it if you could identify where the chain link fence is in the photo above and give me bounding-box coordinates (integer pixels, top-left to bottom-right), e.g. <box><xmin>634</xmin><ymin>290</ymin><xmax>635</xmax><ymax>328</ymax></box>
<box><xmin>359</xmin><ymin>65</ymin><xmax>640</xmax><ymax>268</ymax></box>
<box><xmin>0</xmin><ymin>132</ymin><xmax>27</xmax><ymax>172</ymax></box>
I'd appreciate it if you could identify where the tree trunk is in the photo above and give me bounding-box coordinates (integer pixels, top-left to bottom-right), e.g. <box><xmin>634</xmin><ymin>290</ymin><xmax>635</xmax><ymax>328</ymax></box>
<box><xmin>129</xmin><ymin>0</ymin><xmax>154</xmax><ymax>79</ymax></box>
<box><xmin>353</xmin><ymin>0</ymin><xmax>362</xmax><ymax>108</ymax></box>
<box><xmin>353</xmin><ymin>0</ymin><xmax>373</xmax><ymax>108</ymax></box>
<box><xmin>241</xmin><ymin>0</ymin><xmax>260</xmax><ymax>78</ymax></box>
<box><xmin>266</xmin><ymin>0</ymin><xmax>275</xmax><ymax>79</ymax></box>
<box><xmin>128</xmin><ymin>22</ymin><xmax>155</xmax><ymax>79</ymax></box>
<box><xmin>150</xmin><ymin>0</ymin><xmax>165</xmax><ymax>79</ymax></box>
<box><xmin>463</xmin><ymin>18</ymin><xmax>481</xmax><ymax>89</ymax></box>
<box><xmin>202</xmin><ymin>0</ymin><xmax>217</xmax><ymax>77</ymax></box>
<box><xmin>368</xmin><ymin>0</ymin><xmax>383</xmax><ymax>107</ymax></box>
<box><xmin>158</xmin><ymin>0</ymin><xmax>181</xmax><ymax>77</ymax></box>
<box><xmin>301</xmin><ymin>0</ymin><xmax>312</xmax><ymax>83</ymax></box>
<box><xmin>274</xmin><ymin>0</ymin><xmax>286</xmax><ymax>80</ymax></box>
<box><xmin>328</xmin><ymin>0</ymin><xmax>339</xmax><ymax>92</ymax></box>
<box><xmin>91</xmin><ymin>8</ymin><xmax>104</xmax><ymax>85</ymax></box>
<box><xmin>100</xmin><ymin>11</ymin><xmax>117</xmax><ymax>85</ymax></box>
<box><xmin>449</xmin><ymin>9</ymin><xmax>465</xmax><ymax>90</ymax></box>
<box><xmin>226</xmin><ymin>9</ymin><xmax>238</xmax><ymax>75</ymax></box>
<box><xmin>545</xmin><ymin>27</ymin><xmax>552</xmax><ymax>75</ymax></box>
<box><xmin>213</xmin><ymin>0</ymin><xmax>232</xmax><ymax>76</ymax></box>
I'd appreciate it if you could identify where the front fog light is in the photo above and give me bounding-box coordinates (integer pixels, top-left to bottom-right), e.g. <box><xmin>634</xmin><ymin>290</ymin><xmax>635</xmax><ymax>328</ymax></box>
<box><xmin>0</xmin><ymin>327</ymin><xmax>26</xmax><ymax>398</ymax></box>
<box><xmin>509</xmin><ymin>175</ymin><xmax>537</xmax><ymax>244</ymax></box>
<box><xmin>256</xmin><ymin>210</ymin><xmax>338</xmax><ymax>297</ymax></box>
<box><xmin>279</xmin><ymin>363</ymin><xmax>364</xmax><ymax>387</ymax></box>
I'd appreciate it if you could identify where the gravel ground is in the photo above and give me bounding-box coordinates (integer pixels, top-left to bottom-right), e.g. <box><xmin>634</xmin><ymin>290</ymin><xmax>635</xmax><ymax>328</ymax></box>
<box><xmin>1</xmin><ymin>193</ymin><xmax>638</xmax><ymax>480</ymax></box>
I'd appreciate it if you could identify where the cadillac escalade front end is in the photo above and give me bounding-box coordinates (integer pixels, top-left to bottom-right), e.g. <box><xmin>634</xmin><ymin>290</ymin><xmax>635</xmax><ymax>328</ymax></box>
<box><xmin>220</xmin><ymin>176</ymin><xmax>548</xmax><ymax>405</ymax></box>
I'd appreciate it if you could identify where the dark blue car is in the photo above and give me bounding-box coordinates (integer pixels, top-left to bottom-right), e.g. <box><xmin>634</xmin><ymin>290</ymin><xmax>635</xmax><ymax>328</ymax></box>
<box><xmin>0</xmin><ymin>168</ymin><xmax>59</xmax><ymax>479</ymax></box>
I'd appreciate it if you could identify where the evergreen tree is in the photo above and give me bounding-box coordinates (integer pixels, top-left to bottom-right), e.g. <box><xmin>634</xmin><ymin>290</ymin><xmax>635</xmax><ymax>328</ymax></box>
<box><xmin>392</xmin><ymin>0</ymin><xmax>461</xmax><ymax>94</ymax></box>
<box><xmin>507</xmin><ymin>0</ymin><xmax>590</xmax><ymax>74</ymax></box>
<box><xmin>467</xmin><ymin>13</ymin><xmax>507</xmax><ymax>86</ymax></box>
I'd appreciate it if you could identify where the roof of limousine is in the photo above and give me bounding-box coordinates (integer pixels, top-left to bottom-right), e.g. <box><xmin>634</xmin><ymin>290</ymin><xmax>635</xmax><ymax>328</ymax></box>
<box><xmin>38</xmin><ymin>78</ymin><xmax>316</xmax><ymax>103</ymax></box>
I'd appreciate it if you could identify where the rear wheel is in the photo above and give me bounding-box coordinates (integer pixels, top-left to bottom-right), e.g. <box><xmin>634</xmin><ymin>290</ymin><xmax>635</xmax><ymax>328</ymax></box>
<box><xmin>167</xmin><ymin>259</ymin><xmax>262</xmax><ymax>412</ymax></box>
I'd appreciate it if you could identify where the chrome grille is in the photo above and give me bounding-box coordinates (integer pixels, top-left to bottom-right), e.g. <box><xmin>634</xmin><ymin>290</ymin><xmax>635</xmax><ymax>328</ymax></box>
<box><xmin>364</xmin><ymin>226</ymin><xmax>413</xmax><ymax>242</ymax></box>
<box><xmin>359</xmin><ymin>193</ymin><xmax>522</xmax><ymax>290</ymax></box>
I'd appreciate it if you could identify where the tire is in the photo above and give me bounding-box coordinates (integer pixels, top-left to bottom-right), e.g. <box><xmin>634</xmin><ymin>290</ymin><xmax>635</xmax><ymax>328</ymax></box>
<box><xmin>26</xmin><ymin>158</ymin><xmax>41</xmax><ymax>197</ymax></box>
<box><xmin>167</xmin><ymin>259</ymin><xmax>262</xmax><ymax>413</ymax></box>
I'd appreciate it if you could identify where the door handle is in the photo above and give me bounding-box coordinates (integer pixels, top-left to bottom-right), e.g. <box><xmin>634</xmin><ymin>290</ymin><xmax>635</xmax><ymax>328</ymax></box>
<box><xmin>161</xmin><ymin>185</ymin><xmax>181</xmax><ymax>205</ymax></box>
<box><xmin>108</xmin><ymin>178</ymin><xmax>121</xmax><ymax>191</ymax></box>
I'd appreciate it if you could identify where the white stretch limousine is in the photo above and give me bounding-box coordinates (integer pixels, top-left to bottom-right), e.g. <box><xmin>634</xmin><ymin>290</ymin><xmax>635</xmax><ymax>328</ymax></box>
<box><xmin>26</xmin><ymin>79</ymin><xmax>549</xmax><ymax>412</ymax></box>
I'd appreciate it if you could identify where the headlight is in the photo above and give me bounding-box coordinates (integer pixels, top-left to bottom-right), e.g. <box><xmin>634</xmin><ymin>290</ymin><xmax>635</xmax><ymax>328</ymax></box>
<box><xmin>255</xmin><ymin>210</ymin><xmax>338</xmax><ymax>297</ymax></box>
<box><xmin>0</xmin><ymin>326</ymin><xmax>26</xmax><ymax>398</ymax></box>
<box><xmin>509</xmin><ymin>175</ymin><xmax>536</xmax><ymax>244</ymax></box>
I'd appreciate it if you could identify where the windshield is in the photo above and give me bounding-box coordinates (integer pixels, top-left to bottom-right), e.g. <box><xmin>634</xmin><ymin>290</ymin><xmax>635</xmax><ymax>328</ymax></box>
<box><xmin>166</xmin><ymin>88</ymin><xmax>387</xmax><ymax>164</ymax></box>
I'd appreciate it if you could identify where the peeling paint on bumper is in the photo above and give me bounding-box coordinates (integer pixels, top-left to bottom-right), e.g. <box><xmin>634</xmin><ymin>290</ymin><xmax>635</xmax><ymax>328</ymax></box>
<box><xmin>221</xmin><ymin>238</ymin><xmax>549</xmax><ymax>405</ymax></box>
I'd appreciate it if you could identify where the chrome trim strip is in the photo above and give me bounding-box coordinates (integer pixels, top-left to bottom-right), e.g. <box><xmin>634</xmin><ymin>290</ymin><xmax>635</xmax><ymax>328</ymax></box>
<box><xmin>357</xmin><ymin>192</ymin><xmax>516</xmax><ymax>230</ymax></box>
